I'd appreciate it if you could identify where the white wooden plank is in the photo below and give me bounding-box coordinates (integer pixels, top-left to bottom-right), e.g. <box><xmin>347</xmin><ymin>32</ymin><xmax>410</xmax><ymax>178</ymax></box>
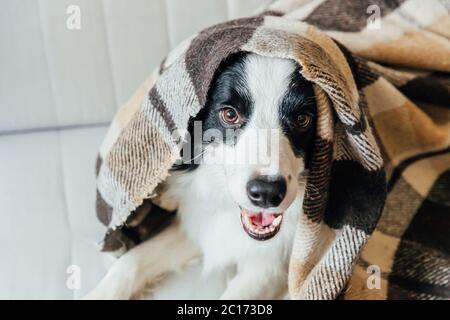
<box><xmin>165</xmin><ymin>0</ymin><xmax>228</xmax><ymax>49</ymax></box>
<box><xmin>102</xmin><ymin>0</ymin><xmax>170</xmax><ymax>105</ymax></box>
<box><xmin>226</xmin><ymin>0</ymin><xmax>271</xmax><ymax>18</ymax></box>
<box><xmin>38</xmin><ymin>0</ymin><xmax>118</xmax><ymax>126</ymax></box>
<box><xmin>0</xmin><ymin>0</ymin><xmax>57</xmax><ymax>132</ymax></box>
<box><xmin>0</xmin><ymin>132</ymin><xmax>71</xmax><ymax>299</ymax></box>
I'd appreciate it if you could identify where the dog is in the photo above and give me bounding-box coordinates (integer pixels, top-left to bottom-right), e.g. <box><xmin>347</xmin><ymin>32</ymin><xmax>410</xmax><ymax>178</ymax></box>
<box><xmin>85</xmin><ymin>52</ymin><xmax>317</xmax><ymax>300</ymax></box>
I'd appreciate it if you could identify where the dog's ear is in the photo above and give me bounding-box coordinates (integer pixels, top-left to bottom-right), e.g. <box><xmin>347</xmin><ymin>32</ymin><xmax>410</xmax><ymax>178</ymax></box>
<box><xmin>324</xmin><ymin>137</ymin><xmax>387</xmax><ymax>234</ymax></box>
<box><xmin>101</xmin><ymin>199</ymin><xmax>177</xmax><ymax>253</ymax></box>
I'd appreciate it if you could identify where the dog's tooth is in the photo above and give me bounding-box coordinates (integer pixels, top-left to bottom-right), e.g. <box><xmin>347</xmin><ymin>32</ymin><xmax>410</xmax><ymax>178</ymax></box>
<box><xmin>273</xmin><ymin>215</ymin><xmax>282</xmax><ymax>226</ymax></box>
<box><xmin>246</xmin><ymin>215</ymin><xmax>252</xmax><ymax>227</ymax></box>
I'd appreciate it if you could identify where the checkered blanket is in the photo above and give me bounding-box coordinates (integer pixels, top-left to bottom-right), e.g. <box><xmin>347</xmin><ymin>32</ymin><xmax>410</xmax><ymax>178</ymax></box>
<box><xmin>95</xmin><ymin>0</ymin><xmax>450</xmax><ymax>299</ymax></box>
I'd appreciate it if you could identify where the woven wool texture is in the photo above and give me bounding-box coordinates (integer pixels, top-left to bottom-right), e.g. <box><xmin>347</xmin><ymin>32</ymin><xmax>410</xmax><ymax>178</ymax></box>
<box><xmin>95</xmin><ymin>0</ymin><xmax>450</xmax><ymax>299</ymax></box>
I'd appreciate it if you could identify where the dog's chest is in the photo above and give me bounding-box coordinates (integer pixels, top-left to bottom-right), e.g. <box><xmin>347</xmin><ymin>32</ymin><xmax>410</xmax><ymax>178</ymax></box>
<box><xmin>170</xmin><ymin>171</ymin><xmax>253</xmax><ymax>270</ymax></box>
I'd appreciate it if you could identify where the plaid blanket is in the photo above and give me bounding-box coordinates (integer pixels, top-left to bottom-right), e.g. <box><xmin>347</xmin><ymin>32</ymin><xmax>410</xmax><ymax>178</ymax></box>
<box><xmin>95</xmin><ymin>0</ymin><xmax>450</xmax><ymax>299</ymax></box>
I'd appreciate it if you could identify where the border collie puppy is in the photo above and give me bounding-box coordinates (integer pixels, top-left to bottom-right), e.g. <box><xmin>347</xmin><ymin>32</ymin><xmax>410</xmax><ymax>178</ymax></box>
<box><xmin>86</xmin><ymin>52</ymin><xmax>317</xmax><ymax>300</ymax></box>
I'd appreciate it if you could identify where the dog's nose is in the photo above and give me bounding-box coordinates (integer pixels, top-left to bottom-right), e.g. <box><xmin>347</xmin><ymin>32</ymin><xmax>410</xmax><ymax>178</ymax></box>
<box><xmin>246</xmin><ymin>175</ymin><xmax>287</xmax><ymax>208</ymax></box>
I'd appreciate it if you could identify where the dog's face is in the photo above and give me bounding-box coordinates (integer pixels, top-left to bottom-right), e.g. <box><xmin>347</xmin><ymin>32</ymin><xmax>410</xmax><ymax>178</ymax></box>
<box><xmin>176</xmin><ymin>52</ymin><xmax>317</xmax><ymax>241</ymax></box>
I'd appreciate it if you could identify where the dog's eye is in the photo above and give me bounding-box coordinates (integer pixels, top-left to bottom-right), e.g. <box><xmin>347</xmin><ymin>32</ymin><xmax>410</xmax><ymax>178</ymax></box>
<box><xmin>296</xmin><ymin>114</ymin><xmax>312</xmax><ymax>129</ymax></box>
<box><xmin>220</xmin><ymin>107</ymin><xmax>241</xmax><ymax>125</ymax></box>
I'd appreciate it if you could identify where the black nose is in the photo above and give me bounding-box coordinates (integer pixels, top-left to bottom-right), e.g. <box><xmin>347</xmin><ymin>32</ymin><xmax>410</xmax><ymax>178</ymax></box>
<box><xmin>246</xmin><ymin>175</ymin><xmax>287</xmax><ymax>208</ymax></box>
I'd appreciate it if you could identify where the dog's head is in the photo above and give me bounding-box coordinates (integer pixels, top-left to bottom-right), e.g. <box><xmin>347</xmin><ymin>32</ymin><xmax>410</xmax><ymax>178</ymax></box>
<box><xmin>175</xmin><ymin>52</ymin><xmax>317</xmax><ymax>241</ymax></box>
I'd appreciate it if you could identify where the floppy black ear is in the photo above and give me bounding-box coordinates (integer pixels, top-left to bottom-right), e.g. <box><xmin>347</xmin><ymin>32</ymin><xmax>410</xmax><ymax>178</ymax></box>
<box><xmin>325</xmin><ymin>158</ymin><xmax>387</xmax><ymax>234</ymax></box>
<box><xmin>102</xmin><ymin>200</ymin><xmax>176</xmax><ymax>253</ymax></box>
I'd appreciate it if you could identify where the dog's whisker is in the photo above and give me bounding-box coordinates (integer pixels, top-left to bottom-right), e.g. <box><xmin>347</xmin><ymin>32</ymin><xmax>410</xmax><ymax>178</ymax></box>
<box><xmin>184</xmin><ymin>149</ymin><xmax>207</xmax><ymax>163</ymax></box>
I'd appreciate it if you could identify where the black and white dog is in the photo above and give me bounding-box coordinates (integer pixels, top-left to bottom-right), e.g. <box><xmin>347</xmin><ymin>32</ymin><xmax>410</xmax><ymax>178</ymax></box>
<box><xmin>86</xmin><ymin>52</ymin><xmax>317</xmax><ymax>300</ymax></box>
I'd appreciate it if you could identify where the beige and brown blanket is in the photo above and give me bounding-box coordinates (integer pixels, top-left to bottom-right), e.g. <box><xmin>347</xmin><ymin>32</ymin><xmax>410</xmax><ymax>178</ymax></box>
<box><xmin>94</xmin><ymin>0</ymin><xmax>450</xmax><ymax>299</ymax></box>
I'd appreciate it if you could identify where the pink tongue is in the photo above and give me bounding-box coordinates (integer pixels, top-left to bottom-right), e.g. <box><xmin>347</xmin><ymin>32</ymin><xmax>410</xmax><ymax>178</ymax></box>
<box><xmin>248</xmin><ymin>212</ymin><xmax>276</xmax><ymax>227</ymax></box>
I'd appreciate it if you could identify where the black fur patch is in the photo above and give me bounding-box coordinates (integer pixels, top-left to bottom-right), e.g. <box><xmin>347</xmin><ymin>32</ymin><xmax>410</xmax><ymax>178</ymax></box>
<box><xmin>197</xmin><ymin>52</ymin><xmax>254</xmax><ymax>145</ymax></box>
<box><xmin>279</xmin><ymin>67</ymin><xmax>317</xmax><ymax>168</ymax></box>
<box><xmin>324</xmin><ymin>160</ymin><xmax>387</xmax><ymax>234</ymax></box>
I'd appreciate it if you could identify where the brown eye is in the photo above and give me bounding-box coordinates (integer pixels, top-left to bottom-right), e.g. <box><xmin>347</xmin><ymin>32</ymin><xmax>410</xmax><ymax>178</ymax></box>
<box><xmin>296</xmin><ymin>114</ymin><xmax>312</xmax><ymax>129</ymax></box>
<box><xmin>220</xmin><ymin>107</ymin><xmax>240</xmax><ymax>125</ymax></box>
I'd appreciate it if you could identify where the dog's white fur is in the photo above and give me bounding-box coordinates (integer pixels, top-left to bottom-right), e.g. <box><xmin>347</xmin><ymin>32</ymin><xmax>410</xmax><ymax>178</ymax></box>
<box><xmin>85</xmin><ymin>55</ymin><xmax>307</xmax><ymax>300</ymax></box>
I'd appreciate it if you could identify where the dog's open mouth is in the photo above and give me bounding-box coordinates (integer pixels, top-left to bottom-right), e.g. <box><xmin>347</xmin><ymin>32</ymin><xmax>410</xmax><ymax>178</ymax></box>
<box><xmin>240</xmin><ymin>208</ymin><xmax>283</xmax><ymax>241</ymax></box>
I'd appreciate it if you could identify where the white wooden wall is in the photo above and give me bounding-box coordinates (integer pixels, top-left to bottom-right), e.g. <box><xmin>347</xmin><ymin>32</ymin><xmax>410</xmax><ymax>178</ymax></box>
<box><xmin>0</xmin><ymin>0</ymin><xmax>269</xmax><ymax>133</ymax></box>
